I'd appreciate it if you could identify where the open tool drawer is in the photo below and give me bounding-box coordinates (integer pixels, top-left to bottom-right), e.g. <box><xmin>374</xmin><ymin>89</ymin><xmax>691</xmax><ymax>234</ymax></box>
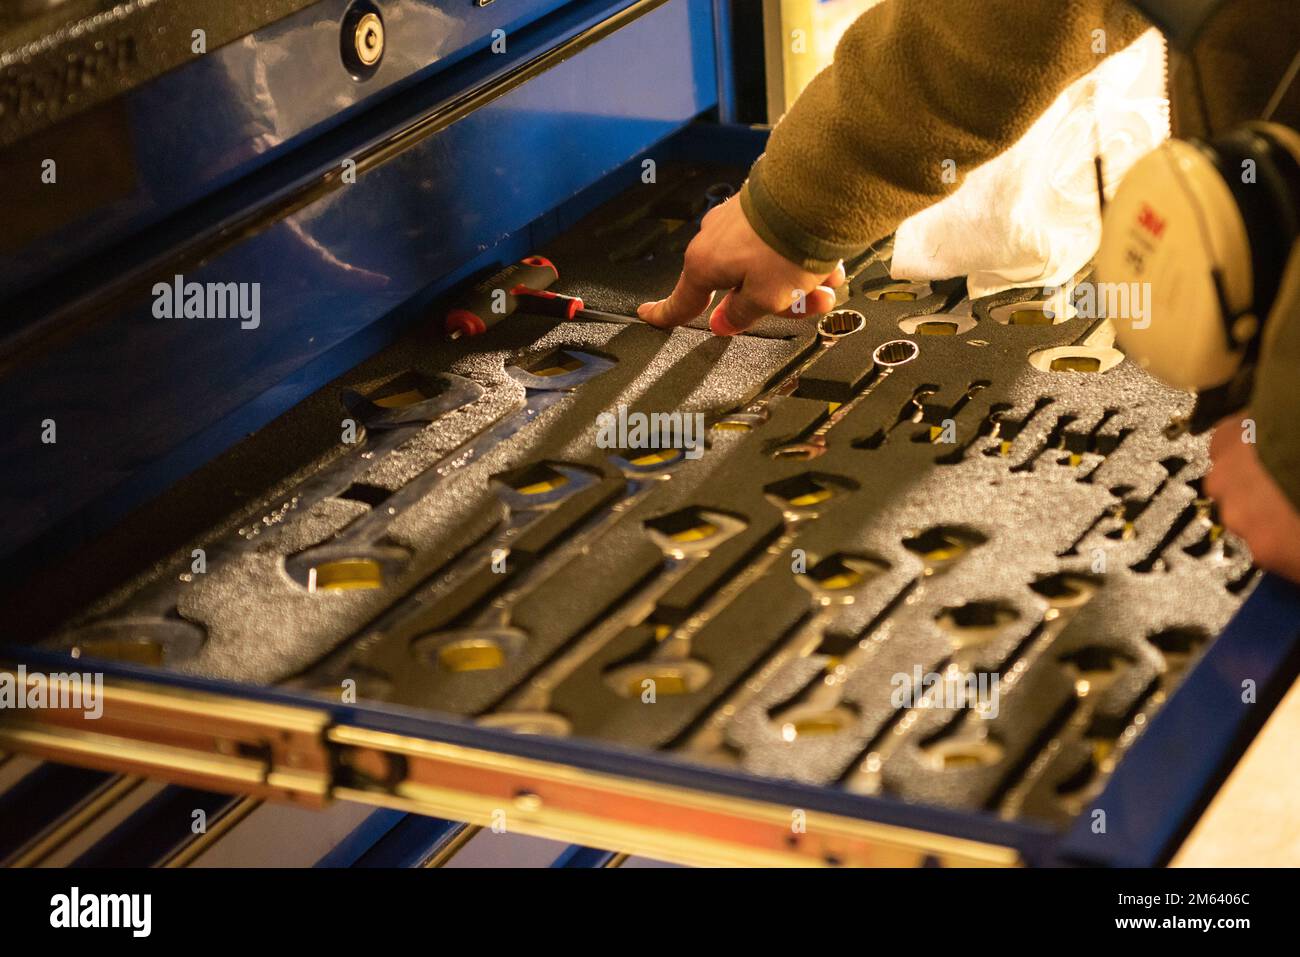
<box><xmin>6</xmin><ymin>35</ymin><xmax>1300</xmax><ymax>870</ymax></box>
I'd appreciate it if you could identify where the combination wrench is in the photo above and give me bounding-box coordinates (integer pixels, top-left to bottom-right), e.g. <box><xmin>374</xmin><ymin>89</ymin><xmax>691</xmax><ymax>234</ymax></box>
<box><xmin>769</xmin><ymin>339</ymin><xmax>920</xmax><ymax>461</ymax></box>
<box><xmin>711</xmin><ymin>309</ymin><xmax>867</xmax><ymax>432</ymax></box>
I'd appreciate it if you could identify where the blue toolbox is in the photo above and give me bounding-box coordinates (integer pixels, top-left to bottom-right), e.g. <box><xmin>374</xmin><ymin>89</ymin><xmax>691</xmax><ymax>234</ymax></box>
<box><xmin>2</xmin><ymin>0</ymin><xmax>1299</xmax><ymax>868</ymax></box>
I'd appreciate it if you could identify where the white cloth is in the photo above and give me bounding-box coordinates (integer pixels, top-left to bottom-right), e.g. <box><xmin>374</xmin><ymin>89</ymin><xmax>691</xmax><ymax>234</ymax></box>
<box><xmin>890</xmin><ymin>29</ymin><xmax>1171</xmax><ymax>298</ymax></box>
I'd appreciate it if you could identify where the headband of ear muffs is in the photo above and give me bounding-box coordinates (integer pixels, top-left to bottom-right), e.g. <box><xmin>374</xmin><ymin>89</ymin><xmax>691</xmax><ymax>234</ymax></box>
<box><xmin>1204</xmin><ymin>122</ymin><xmax>1300</xmax><ymax>326</ymax></box>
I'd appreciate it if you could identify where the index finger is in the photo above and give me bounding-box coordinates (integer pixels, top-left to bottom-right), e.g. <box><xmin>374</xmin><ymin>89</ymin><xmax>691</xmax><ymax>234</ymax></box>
<box><xmin>638</xmin><ymin>270</ymin><xmax>718</xmax><ymax>328</ymax></box>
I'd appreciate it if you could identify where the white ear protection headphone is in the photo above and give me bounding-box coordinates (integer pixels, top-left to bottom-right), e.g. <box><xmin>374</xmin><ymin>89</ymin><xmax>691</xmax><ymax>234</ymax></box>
<box><xmin>1098</xmin><ymin>121</ymin><xmax>1300</xmax><ymax>392</ymax></box>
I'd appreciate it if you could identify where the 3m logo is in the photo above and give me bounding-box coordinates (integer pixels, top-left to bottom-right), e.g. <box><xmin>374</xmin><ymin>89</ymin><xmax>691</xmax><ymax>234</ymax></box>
<box><xmin>1137</xmin><ymin>203</ymin><xmax>1166</xmax><ymax>239</ymax></box>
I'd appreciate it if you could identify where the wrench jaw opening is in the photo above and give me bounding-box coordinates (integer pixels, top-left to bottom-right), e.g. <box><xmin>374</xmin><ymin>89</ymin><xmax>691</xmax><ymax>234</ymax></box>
<box><xmin>935</xmin><ymin>600</ymin><xmax>1022</xmax><ymax>658</ymax></box>
<box><xmin>775</xmin><ymin>701</ymin><xmax>862</xmax><ymax>742</ymax></box>
<box><xmin>642</xmin><ymin>508</ymin><xmax>747</xmax><ymax>561</ymax></box>
<box><xmin>477</xmin><ymin>709</ymin><xmax>575</xmax><ymax>737</ymax></box>
<box><xmin>603</xmin><ymin>658</ymin><xmax>714</xmax><ymax>700</ymax></box>
<box><xmin>920</xmin><ymin>735</ymin><xmax>1007</xmax><ymax>771</ymax></box>
<box><xmin>411</xmin><ymin>626</ymin><xmax>530</xmax><ymax>675</ymax></box>
<box><xmin>861</xmin><ymin>279</ymin><xmax>933</xmax><ymax>302</ymax></box>
<box><xmin>491</xmin><ymin>461</ymin><xmax>600</xmax><ymax>512</ymax></box>
<box><xmin>770</xmin><ymin>441</ymin><xmax>825</xmax><ymax>462</ymax></box>
<box><xmin>289</xmin><ymin>663</ymin><xmax>398</xmax><ymax>704</ymax></box>
<box><xmin>711</xmin><ymin>409</ymin><xmax>769</xmax><ymax>433</ymax></box>
<box><xmin>282</xmin><ymin>543</ymin><xmax>411</xmax><ymax>594</ymax></box>
<box><xmin>899</xmin><ymin>313</ymin><xmax>977</xmax><ymax>337</ymax></box>
<box><xmin>341</xmin><ymin>373</ymin><xmax>485</xmax><ymax>432</ymax></box>
<box><xmin>61</xmin><ymin>616</ymin><xmax>208</xmax><ymax>668</ymax></box>
<box><xmin>902</xmin><ymin>525</ymin><xmax>989</xmax><ymax>576</ymax></box>
<box><xmin>506</xmin><ymin>348</ymin><xmax>616</xmax><ymax>392</ymax></box>
<box><xmin>795</xmin><ymin>553</ymin><xmax>889</xmax><ymax>606</ymax></box>
<box><xmin>762</xmin><ymin>472</ymin><xmax>858</xmax><ymax>522</ymax></box>
<box><xmin>607</xmin><ymin>447</ymin><xmax>687</xmax><ymax>477</ymax></box>
<box><xmin>1030</xmin><ymin>571</ymin><xmax>1102</xmax><ymax>612</ymax></box>
<box><xmin>1057</xmin><ymin>645</ymin><xmax>1136</xmax><ymax>698</ymax></box>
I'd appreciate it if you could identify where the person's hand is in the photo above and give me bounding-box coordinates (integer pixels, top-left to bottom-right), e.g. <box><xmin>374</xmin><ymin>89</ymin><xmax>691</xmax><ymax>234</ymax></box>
<box><xmin>1206</xmin><ymin>414</ymin><xmax>1300</xmax><ymax>583</ymax></box>
<box><xmin>637</xmin><ymin>197</ymin><xmax>845</xmax><ymax>335</ymax></box>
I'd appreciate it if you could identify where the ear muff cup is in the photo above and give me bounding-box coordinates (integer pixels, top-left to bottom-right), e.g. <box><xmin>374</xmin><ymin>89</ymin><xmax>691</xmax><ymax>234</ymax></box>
<box><xmin>1097</xmin><ymin>123</ymin><xmax>1300</xmax><ymax>392</ymax></box>
<box><xmin>1204</xmin><ymin>123</ymin><xmax>1300</xmax><ymax>322</ymax></box>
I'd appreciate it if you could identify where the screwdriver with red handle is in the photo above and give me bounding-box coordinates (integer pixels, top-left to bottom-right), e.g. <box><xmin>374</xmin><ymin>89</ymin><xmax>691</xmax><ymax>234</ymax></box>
<box><xmin>443</xmin><ymin>256</ymin><xmax>561</xmax><ymax>340</ymax></box>
<box><xmin>443</xmin><ymin>255</ymin><xmax>640</xmax><ymax>339</ymax></box>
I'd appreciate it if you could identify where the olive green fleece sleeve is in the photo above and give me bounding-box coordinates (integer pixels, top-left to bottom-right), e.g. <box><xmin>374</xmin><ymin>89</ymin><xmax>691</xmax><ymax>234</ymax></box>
<box><xmin>740</xmin><ymin>0</ymin><xmax>1150</xmax><ymax>273</ymax></box>
<box><xmin>1252</xmin><ymin>242</ymin><xmax>1300</xmax><ymax>510</ymax></box>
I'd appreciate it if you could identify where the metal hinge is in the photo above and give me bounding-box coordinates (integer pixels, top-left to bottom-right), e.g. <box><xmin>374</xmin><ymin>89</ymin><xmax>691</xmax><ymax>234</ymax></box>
<box><xmin>0</xmin><ymin>667</ymin><xmax>332</xmax><ymax>807</ymax></box>
<box><xmin>0</xmin><ymin>667</ymin><xmax>1023</xmax><ymax>866</ymax></box>
<box><xmin>326</xmin><ymin>725</ymin><xmax>1022</xmax><ymax>868</ymax></box>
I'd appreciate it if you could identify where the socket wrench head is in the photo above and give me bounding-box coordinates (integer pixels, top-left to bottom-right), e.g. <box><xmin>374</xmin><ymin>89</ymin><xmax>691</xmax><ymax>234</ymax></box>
<box><xmin>816</xmin><ymin>309</ymin><xmax>867</xmax><ymax>339</ymax></box>
<box><xmin>872</xmin><ymin>339</ymin><xmax>920</xmax><ymax>367</ymax></box>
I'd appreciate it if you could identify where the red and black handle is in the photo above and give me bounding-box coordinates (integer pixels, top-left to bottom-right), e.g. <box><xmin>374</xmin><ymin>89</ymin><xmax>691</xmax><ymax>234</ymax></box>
<box><xmin>443</xmin><ymin>255</ymin><xmax>560</xmax><ymax>339</ymax></box>
<box><xmin>512</xmin><ymin>287</ymin><xmax>587</xmax><ymax>319</ymax></box>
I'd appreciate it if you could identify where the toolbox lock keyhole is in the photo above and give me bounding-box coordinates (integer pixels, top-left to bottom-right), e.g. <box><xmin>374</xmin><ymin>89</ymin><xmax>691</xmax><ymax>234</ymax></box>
<box><xmin>342</xmin><ymin>3</ymin><xmax>385</xmax><ymax>78</ymax></box>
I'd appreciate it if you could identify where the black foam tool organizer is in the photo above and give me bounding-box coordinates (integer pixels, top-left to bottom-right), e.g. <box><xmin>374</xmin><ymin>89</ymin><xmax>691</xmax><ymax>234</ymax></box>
<box><xmin>26</xmin><ymin>164</ymin><xmax>1255</xmax><ymax>828</ymax></box>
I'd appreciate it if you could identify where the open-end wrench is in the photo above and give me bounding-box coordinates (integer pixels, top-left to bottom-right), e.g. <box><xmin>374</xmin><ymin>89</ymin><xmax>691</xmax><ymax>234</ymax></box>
<box><xmin>999</xmin><ymin>638</ymin><xmax>1140</xmax><ymax>818</ymax></box>
<box><xmin>676</xmin><ymin>553</ymin><xmax>889</xmax><ymax>764</ymax></box>
<box><xmin>56</xmin><ymin>373</ymin><xmax>487</xmax><ymax>664</ymax></box>
<box><xmin>841</xmin><ymin>573</ymin><xmax>1100</xmax><ymax>795</ymax></box>
<box><xmin>283</xmin><ymin>350</ymin><xmax>614</xmax><ymax>593</ymax></box>
<box><xmin>340</xmin><ymin>446</ymin><xmax>691</xmax><ymax>685</ymax></box>
<box><xmin>758</xmin><ymin>528</ymin><xmax>985</xmax><ymax>748</ymax></box>
<box><xmin>476</xmin><ymin>507</ymin><xmax>749</xmax><ymax>736</ymax></box>
<box><xmin>289</xmin><ymin>458</ymin><xmax>606</xmax><ymax>691</ymax></box>
<box><xmin>770</xmin><ymin>338</ymin><xmax>920</xmax><ymax>460</ymax></box>
<box><xmin>599</xmin><ymin>481</ymin><xmax>868</xmax><ymax>705</ymax></box>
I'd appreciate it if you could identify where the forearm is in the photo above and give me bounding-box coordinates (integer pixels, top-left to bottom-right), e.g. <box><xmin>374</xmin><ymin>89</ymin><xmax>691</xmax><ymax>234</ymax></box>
<box><xmin>741</xmin><ymin>0</ymin><xmax>1149</xmax><ymax>271</ymax></box>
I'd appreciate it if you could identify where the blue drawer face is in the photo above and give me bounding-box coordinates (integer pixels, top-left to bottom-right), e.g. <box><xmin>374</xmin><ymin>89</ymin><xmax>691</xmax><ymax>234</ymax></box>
<box><xmin>0</xmin><ymin>0</ymin><xmax>718</xmax><ymax>562</ymax></box>
<box><xmin>0</xmin><ymin>0</ymin><xmax>585</xmax><ymax>301</ymax></box>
